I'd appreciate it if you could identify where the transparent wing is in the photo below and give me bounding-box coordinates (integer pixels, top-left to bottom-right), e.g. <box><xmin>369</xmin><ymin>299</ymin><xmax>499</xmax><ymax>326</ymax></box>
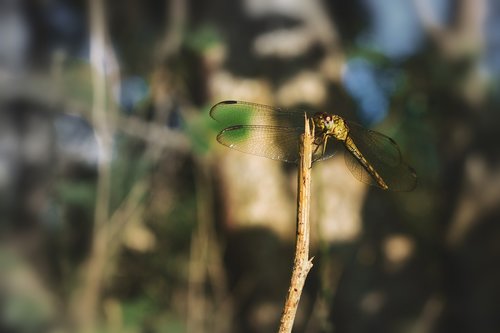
<box><xmin>217</xmin><ymin>125</ymin><xmax>306</xmax><ymax>163</ymax></box>
<box><xmin>346</xmin><ymin>122</ymin><xmax>402</xmax><ymax>166</ymax></box>
<box><xmin>344</xmin><ymin>123</ymin><xmax>417</xmax><ymax>191</ymax></box>
<box><xmin>344</xmin><ymin>150</ymin><xmax>378</xmax><ymax>186</ymax></box>
<box><xmin>217</xmin><ymin>125</ymin><xmax>339</xmax><ymax>163</ymax></box>
<box><xmin>210</xmin><ymin>100</ymin><xmax>315</xmax><ymax>127</ymax></box>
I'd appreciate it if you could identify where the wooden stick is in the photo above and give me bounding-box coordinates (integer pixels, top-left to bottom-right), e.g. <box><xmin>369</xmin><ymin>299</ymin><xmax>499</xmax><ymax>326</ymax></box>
<box><xmin>278</xmin><ymin>115</ymin><xmax>315</xmax><ymax>333</ymax></box>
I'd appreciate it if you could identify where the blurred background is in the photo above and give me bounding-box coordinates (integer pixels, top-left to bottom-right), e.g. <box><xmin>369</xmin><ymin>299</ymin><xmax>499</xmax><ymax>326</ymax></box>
<box><xmin>1</xmin><ymin>0</ymin><xmax>500</xmax><ymax>332</ymax></box>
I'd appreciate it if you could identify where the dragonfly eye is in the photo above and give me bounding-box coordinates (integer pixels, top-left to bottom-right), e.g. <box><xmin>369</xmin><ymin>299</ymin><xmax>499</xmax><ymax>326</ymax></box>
<box><xmin>323</xmin><ymin>115</ymin><xmax>334</xmax><ymax>130</ymax></box>
<box><xmin>313</xmin><ymin>113</ymin><xmax>337</xmax><ymax>132</ymax></box>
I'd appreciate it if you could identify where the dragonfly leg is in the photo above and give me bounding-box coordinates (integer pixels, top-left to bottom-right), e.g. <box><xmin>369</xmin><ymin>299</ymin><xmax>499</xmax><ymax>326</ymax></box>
<box><xmin>312</xmin><ymin>142</ymin><xmax>321</xmax><ymax>157</ymax></box>
<box><xmin>312</xmin><ymin>134</ymin><xmax>326</xmax><ymax>158</ymax></box>
<box><xmin>311</xmin><ymin>133</ymin><xmax>329</xmax><ymax>160</ymax></box>
<box><xmin>322</xmin><ymin>133</ymin><xmax>328</xmax><ymax>156</ymax></box>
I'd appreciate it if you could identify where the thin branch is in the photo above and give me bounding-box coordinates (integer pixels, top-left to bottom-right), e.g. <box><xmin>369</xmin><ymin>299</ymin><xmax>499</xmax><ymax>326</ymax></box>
<box><xmin>159</xmin><ymin>0</ymin><xmax>187</xmax><ymax>59</ymax></box>
<box><xmin>89</xmin><ymin>0</ymin><xmax>112</xmax><ymax>231</ymax></box>
<box><xmin>186</xmin><ymin>160</ymin><xmax>211</xmax><ymax>333</ymax></box>
<box><xmin>278</xmin><ymin>115</ymin><xmax>315</xmax><ymax>333</ymax></box>
<box><xmin>187</xmin><ymin>157</ymin><xmax>232</xmax><ymax>333</ymax></box>
<box><xmin>414</xmin><ymin>0</ymin><xmax>486</xmax><ymax>57</ymax></box>
<box><xmin>116</xmin><ymin>114</ymin><xmax>190</xmax><ymax>152</ymax></box>
<box><xmin>71</xmin><ymin>1</ymin><xmax>118</xmax><ymax>331</ymax></box>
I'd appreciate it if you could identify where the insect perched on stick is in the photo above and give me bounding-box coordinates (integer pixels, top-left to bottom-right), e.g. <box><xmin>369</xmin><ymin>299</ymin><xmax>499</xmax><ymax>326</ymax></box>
<box><xmin>210</xmin><ymin>100</ymin><xmax>417</xmax><ymax>191</ymax></box>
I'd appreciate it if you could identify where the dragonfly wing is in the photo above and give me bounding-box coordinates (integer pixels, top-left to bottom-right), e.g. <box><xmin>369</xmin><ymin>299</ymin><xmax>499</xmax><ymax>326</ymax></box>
<box><xmin>210</xmin><ymin>100</ymin><xmax>315</xmax><ymax>127</ymax></box>
<box><xmin>343</xmin><ymin>149</ymin><xmax>379</xmax><ymax>186</ymax></box>
<box><xmin>346</xmin><ymin>122</ymin><xmax>402</xmax><ymax>166</ymax></box>
<box><xmin>344</xmin><ymin>123</ymin><xmax>417</xmax><ymax>191</ymax></box>
<box><xmin>216</xmin><ymin>125</ymin><xmax>305</xmax><ymax>163</ymax></box>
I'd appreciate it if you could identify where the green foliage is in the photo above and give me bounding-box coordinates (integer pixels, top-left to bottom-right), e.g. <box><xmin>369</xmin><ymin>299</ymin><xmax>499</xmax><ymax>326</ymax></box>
<box><xmin>184</xmin><ymin>105</ymin><xmax>221</xmax><ymax>155</ymax></box>
<box><xmin>56</xmin><ymin>180</ymin><xmax>96</xmax><ymax>209</ymax></box>
<box><xmin>185</xmin><ymin>24</ymin><xmax>222</xmax><ymax>53</ymax></box>
<box><xmin>109</xmin><ymin>135</ymin><xmax>152</xmax><ymax>210</ymax></box>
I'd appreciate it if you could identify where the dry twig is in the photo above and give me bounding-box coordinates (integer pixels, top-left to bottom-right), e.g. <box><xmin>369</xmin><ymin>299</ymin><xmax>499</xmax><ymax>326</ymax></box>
<box><xmin>278</xmin><ymin>116</ymin><xmax>315</xmax><ymax>333</ymax></box>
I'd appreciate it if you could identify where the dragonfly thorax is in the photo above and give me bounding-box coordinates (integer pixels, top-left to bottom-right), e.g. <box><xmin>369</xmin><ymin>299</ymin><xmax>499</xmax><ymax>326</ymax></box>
<box><xmin>313</xmin><ymin>113</ymin><xmax>349</xmax><ymax>141</ymax></box>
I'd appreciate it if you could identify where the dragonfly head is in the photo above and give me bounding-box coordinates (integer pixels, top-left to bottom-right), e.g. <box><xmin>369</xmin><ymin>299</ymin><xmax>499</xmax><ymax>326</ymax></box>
<box><xmin>313</xmin><ymin>113</ymin><xmax>348</xmax><ymax>141</ymax></box>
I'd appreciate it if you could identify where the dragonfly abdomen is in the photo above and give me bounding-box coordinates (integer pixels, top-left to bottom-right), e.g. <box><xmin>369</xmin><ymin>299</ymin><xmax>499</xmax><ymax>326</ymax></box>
<box><xmin>344</xmin><ymin>136</ymin><xmax>389</xmax><ymax>190</ymax></box>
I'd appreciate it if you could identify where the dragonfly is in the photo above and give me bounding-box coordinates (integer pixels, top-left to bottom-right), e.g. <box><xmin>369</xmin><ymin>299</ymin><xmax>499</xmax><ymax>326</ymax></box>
<box><xmin>210</xmin><ymin>100</ymin><xmax>417</xmax><ymax>191</ymax></box>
